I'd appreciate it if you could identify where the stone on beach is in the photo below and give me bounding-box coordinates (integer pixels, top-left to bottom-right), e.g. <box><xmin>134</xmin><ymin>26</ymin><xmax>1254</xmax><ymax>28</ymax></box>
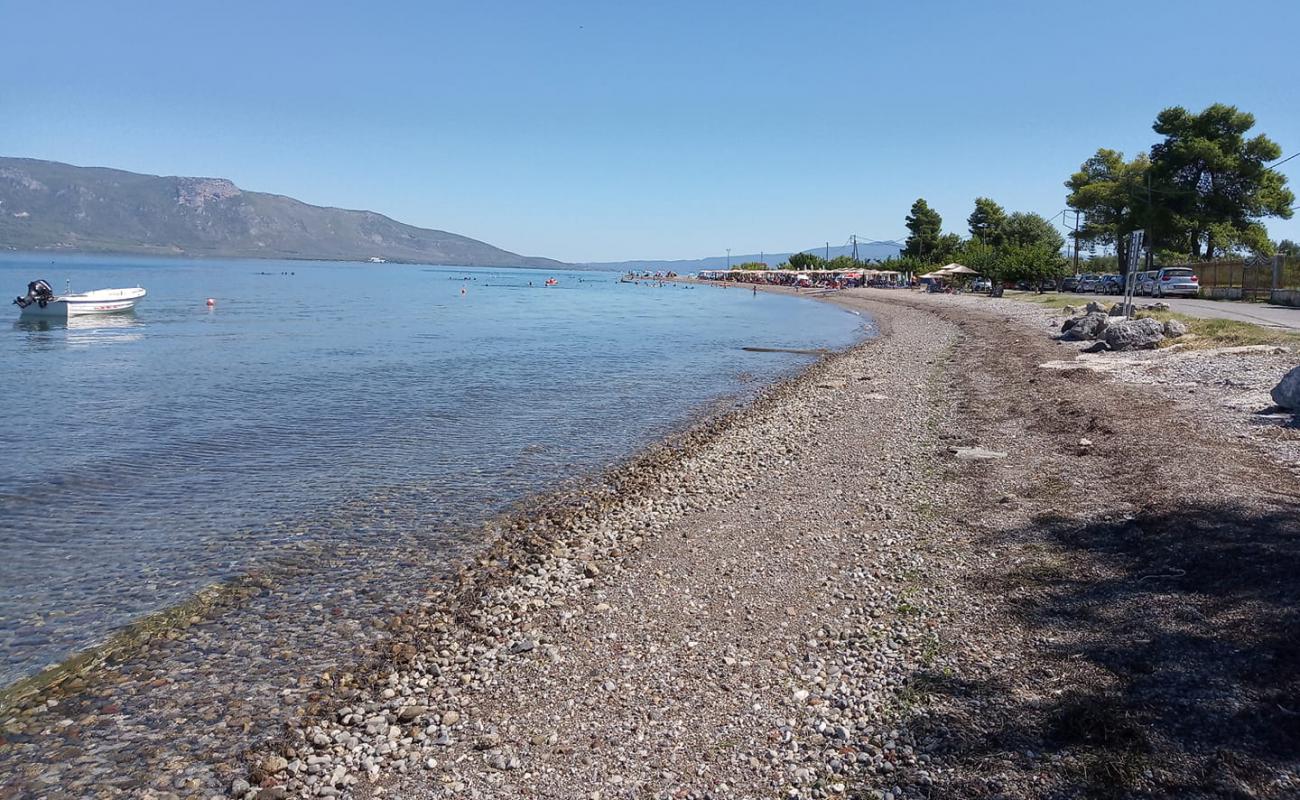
<box><xmin>1061</xmin><ymin>312</ymin><xmax>1109</xmax><ymax>341</ymax></box>
<box><xmin>951</xmin><ymin>446</ymin><xmax>1007</xmax><ymax>460</ymax></box>
<box><xmin>397</xmin><ymin>705</ymin><xmax>427</xmax><ymax>722</ymax></box>
<box><xmin>1272</xmin><ymin>365</ymin><xmax>1300</xmax><ymax>410</ymax></box>
<box><xmin>1103</xmin><ymin>317</ymin><xmax>1165</xmax><ymax>351</ymax></box>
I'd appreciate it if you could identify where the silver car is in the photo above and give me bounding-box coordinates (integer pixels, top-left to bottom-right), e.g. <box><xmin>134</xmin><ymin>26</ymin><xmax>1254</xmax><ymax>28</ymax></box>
<box><xmin>1135</xmin><ymin>270</ymin><xmax>1157</xmax><ymax>295</ymax></box>
<box><xmin>1151</xmin><ymin>267</ymin><xmax>1200</xmax><ymax>297</ymax></box>
<box><xmin>1076</xmin><ymin>273</ymin><xmax>1102</xmax><ymax>292</ymax></box>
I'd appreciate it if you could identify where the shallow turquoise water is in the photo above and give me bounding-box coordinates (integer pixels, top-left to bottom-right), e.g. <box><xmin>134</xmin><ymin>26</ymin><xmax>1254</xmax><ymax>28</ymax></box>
<box><xmin>0</xmin><ymin>254</ymin><xmax>867</xmax><ymax>683</ymax></box>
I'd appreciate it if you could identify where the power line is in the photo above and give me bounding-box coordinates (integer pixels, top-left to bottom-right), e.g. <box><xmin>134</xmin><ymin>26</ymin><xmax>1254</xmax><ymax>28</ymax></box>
<box><xmin>1266</xmin><ymin>152</ymin><xmax>1299</xmax><ymax>172</ymax></box>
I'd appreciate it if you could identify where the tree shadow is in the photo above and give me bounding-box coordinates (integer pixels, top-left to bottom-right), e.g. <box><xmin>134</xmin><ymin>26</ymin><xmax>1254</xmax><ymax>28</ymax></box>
<box><xmin>910</xmin><ymin>502</ymin><xmax>1300</xmax><ymax>799</ymax></box>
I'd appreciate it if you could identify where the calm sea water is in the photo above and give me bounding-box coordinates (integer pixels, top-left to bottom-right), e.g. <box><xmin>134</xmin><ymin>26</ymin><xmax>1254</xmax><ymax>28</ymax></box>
<box><xmin>0</xmin><ymin>254</ymin><xmax>867</xmax><ymax>684</ymax></box>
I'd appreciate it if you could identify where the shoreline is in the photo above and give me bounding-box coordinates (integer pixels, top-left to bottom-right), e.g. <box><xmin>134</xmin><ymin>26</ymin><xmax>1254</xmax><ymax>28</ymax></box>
<box><xmin>7</xmin><ymin>284</ymin><xmax>1295</xmax><ymax>799</ymax></box>
<box><xmin>0</xmin><ymin>287</ymin><xmax>857</xmax><ymax>705</ymax></box>
<box><xmin>0</xmin><ymin>284</ymin><xmax>878</xmax><ymax>798</ymax></box>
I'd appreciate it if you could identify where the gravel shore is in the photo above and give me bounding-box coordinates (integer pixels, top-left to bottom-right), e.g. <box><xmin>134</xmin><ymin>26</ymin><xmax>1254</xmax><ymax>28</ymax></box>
<box><xmin>4</xmin><ymin>286</ymin><xmax>1298</xmax><ymax>799</ymax></box>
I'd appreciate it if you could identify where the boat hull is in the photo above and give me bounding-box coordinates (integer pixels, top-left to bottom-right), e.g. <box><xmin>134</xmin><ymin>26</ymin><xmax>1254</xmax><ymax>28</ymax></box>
<box><xmin>17</xmin><ymin>288</ymin><xmax>147</xmax><ymax>319</ymax></box>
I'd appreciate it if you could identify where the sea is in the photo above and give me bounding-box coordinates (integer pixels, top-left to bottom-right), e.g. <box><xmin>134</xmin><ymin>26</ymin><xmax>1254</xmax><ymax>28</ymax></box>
<box><xmin>0</xmin><ymin>253</ymin><xmax>868</xmax><ymax>686</ymax></box>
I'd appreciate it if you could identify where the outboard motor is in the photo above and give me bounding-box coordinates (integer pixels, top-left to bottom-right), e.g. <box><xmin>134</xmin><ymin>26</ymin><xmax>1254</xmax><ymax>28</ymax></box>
<box><xmin>14</xmin><ymin>279</ymin><xmax>54</xmax><ymax>309</ymax></box>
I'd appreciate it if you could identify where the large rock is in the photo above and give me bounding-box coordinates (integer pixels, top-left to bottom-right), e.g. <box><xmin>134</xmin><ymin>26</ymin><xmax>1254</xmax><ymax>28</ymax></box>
<box><xmin>1062</xmin><ymin>312</ymin><xmax>1110</xmax><ymax>341</ymax></box>
<box><xmin>1085</xmin><ymin>301</ymin><xmax>1111</xmax><ymax>314</ymax></box>
<box><xmin>1163</xmin><ymin>318</ymin><xmax>1188</xmax><ymax>338</ymax></box>
<box><xmin>1272</xmin><ymin>365</ymin><xmax>1300</xmax><ymax>410</ymax></box>
<box><xmin>1103</xmin><ymin>317</ymin><xmax>1165</xmax><ymax>351</ymax></box>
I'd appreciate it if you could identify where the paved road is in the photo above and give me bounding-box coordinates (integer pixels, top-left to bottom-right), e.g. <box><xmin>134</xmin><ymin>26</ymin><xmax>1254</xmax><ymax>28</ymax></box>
<box><xmin>1153</xmin><ymin>297</ymin><xmax>1300</xmax><ymax>330</ymax></box>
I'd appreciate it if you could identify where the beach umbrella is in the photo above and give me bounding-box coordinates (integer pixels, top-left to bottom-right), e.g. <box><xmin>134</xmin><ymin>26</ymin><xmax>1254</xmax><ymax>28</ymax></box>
<box><xmin>939</xmin><ymin>263</ymin><xmax>979</xmax><ymax>275</ymax></box>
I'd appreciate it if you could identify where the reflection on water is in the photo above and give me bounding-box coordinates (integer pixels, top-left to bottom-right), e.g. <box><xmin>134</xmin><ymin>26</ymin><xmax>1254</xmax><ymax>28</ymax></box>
<box><xmin>13</xmin><ymin>311</ymin><xmax>145</xmax><ymax>348</ymax></box>
<box><xmin>0</xmin><ymin>256</ymin><xmax>868</xmax><ymax>685</ymax></box>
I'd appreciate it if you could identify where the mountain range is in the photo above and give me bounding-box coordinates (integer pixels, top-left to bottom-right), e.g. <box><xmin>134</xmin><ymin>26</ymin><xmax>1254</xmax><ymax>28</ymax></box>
<box><xmin>0</xmin><ymin>158</ymin><xmax>564</xmax><ymax>268</ymax></box>
<box><xmin>0</xmin><ymin>157</ymin><xmax>903</xmax><ymax>272</ymax></box>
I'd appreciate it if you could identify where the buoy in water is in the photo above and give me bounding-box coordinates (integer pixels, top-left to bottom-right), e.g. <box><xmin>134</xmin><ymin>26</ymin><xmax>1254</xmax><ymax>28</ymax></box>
<box><xmin>205</xmin><ymin>298</ymin><xmax>216</xmax><ymax>307</ymax></box>
<box><xmin>460</xmin><ymin>287</ymin><xmax>466</xmax><ymax>295</ymax></box>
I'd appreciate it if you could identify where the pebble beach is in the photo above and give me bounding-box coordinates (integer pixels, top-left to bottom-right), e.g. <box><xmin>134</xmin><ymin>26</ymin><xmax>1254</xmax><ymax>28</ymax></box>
<box><xmin>4</xmin><ymin>286</ymin><xmax>1298</xmax><ymax>799</ymax></box>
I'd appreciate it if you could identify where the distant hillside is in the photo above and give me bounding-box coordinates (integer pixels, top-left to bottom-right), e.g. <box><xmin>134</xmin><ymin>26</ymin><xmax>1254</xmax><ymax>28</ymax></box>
<box><xmin>0</xmin><ymin>158</ymin><xmax>565</xmax><ymax>268</ymax></box>
<box><xmin>585</xmin><ymin>242</ymin><xmax>902</xmax><ymax>272</ymax></box>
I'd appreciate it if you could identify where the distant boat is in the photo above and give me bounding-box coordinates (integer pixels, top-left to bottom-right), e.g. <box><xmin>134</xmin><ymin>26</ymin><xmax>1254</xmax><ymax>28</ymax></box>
<box><xmin>544</xmin><ymin>278</ymin><xmax>558</xmax><ymax>286</ymax></box>
<box><xmin>13</xmin><ymin>279</ymin><xmax>146</xmax><ymax>319</ymax></box>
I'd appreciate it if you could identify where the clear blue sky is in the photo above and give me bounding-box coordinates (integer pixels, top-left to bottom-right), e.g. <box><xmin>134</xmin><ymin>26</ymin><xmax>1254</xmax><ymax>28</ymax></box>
<box><xmin>3</xmin><ymin>0</ymin><xmax>1297</xmax><ymax>262</ymax></box>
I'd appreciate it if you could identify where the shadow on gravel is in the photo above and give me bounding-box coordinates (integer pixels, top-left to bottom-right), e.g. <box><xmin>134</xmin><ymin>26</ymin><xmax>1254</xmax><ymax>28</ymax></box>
<box><xmin>912</xmin><ymin>502</ymin><xmax>1300</xmax><ymax>799</ymax></box>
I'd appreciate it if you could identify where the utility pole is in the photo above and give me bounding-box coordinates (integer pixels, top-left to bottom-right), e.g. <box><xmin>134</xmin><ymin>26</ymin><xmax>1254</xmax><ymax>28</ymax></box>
<box><xmin>825</xmin><ymin>242</ymin><xmax>830</xmax><ymax>261</ymax></box>
<box><xmin>851</xmin><ymin>234</ymin><xmax>859</xmax><ymax>264</ymax></box>
<box><xmin>726</xmin><ymin>248</ymin><xmax>731</xmax><ymax>270</ymax></box>
<box><xmin>1072</xmin><ymin>210</ymin><xmax>1080</xmax><ymax>275</ymax></box>
<box><xmin>1145</xmin><ymin>174</ymin><xmax>1153</xmax><ymax>273</ymax></box>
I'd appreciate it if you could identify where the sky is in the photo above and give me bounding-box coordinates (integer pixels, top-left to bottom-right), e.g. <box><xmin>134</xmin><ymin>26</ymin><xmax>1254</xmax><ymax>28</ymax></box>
<box><xmin>2</xmin><ymin>0</ymin><xmax>1298</xmax><ymax>263</ymax></box>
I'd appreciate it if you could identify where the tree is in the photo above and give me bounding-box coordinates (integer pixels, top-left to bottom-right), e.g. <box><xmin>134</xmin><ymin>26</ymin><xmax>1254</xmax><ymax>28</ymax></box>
<box><xmin>1277</xmin><ymin>239</ymin><xmax>1300</xmax><ymax>257</ymax></box>
<box><xmin>734</xmin><ymin>262</ymin><xmax>767</xmax><ymax>271</ymax></box>
<box><xmin>785</xmin><ymin>251</ymin><xmax>826</xmax><ymax>271</ymax></box>
<box><xmin>1148</xmin><ymin>103</ymin><xmax>1294</xmax><ymax>260</ymax></box>
<box><xmin>1066</xmin><ymin>148</ymin><xmax>1150</xmax><ymax>270</ymax></box>
<box><xmin>1000</xmin><ymin>243</ymin><xmax>1067</xmax><ymax>290</ymax></box>
<box><xmin>903</xmin><ymin>199</ymin><xmax>942</xmax><ymax>260</ymax></box>
<box><xmin>1003</xmin><ymin>211</ymin><xmax>1065</xmax><ymax>253</ymax></box>
<box><xmin>827</xmin><ymin>254</ymin><xmax>857</xmax><ymax>271</ymax></box>
<box><xmin>933</xmin><ymin>233</ymin><xmax>964</xmax><ymax>264</ymax></box>
<box><xmin>967</xmin><ymin>197</ymin><xmax>1007</xmax><ymax>246</ymax></box>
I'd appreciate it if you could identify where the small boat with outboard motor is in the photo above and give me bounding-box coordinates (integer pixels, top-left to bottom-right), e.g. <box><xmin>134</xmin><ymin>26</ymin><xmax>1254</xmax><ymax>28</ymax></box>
<box><xmin>12</xmin><ymin>279</ymin><xmax>147</xmax><ymax>319</ymax></box>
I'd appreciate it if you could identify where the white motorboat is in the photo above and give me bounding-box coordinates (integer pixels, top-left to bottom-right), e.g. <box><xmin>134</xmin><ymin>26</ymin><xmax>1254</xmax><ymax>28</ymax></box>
<box><xmin>13</xmin><ymin>280</ymin><xmax>147</xmax><ymax>319</ymax></box>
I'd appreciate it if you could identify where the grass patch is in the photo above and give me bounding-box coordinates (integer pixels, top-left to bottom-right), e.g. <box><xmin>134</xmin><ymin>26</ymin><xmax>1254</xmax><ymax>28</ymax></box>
<box><xmin>1139</xmin><ymin>312</ymin><xmax>1300</xmax><ymax>349</ymax></box>
<box><xmin>1005</xmin><ymin>291</ymin><xmax>1087</xmax><ymax>311</ymax></box>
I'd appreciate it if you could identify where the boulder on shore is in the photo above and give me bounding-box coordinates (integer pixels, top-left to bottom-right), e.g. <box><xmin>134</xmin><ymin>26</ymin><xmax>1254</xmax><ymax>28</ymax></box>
<box><xmin>1163</xmin><ymin>318</ymin><xmax>1188</xmax><ymax>338</ymax></box>
<box><xmin>1103</xmin><ymin>317</ymin><xmax>1165</xmax><ymax>351</ymax></box>
<box><xmin>1085</xmin><ymin>301</ymin><xmax>1111</xmax><ymax>315</ymax></box>
<box><xmin>1062</xmin><ymin>312</ymin><xmax>1110</xmax><ymax>341</ymax></box>
<box><xmin>1272</xmin><ymin>365</ymin><xmax>1300</xmax><ymax>411</ymax></box>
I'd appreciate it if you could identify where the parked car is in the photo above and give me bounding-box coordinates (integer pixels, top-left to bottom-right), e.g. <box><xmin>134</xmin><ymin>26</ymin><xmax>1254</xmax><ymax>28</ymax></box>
<box><xmin>971</xmin><ymin>277</ymin><xmax>992</xmax><ymax>292</ymax></box>
<box><xmin>1098</xmin><ymin>274</ymin><xmax>1125</xmax><ymax>294</ymax></box>
<box><xmin>1076</xmin><ymin>273</ymin><xmax>1102</xmax><ymax>292</ymax></box>
<box><xmin>1131</xmin><ymin>270</ymin><xmax>1154</xmax><ymax>296</ymax></box>
<box><xmin>1059</xmin><ymin>275</ymin><xmax>1081</xmax><ymax>292</ymax></box>
<box><xmin>1151</xmin><ymin>267</ymin><xmax>1200</xmax><ymax>297</ymax></box>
